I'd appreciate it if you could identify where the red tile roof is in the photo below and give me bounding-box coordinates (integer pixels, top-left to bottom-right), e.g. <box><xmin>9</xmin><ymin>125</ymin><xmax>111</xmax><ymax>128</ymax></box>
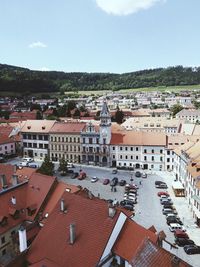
<box><xmin>110</xmin><ymin>131</ymin><xmax>167</xmax><ymax>146</ymax></box>
<box><xmin>50</xmin><ymin>121</ymin><xmax>86</xmax><ymax>134</ymax></box>
<box><xmin>29</xmin><ymin>258</ymin><xmax>61</xmax><ymax>267</ymax></box>
<box><xmin>113</xmin><ymin>219</ymin><xmax>158</xmax><ymax>261</ymax></box>
<box><xmin>10</xmin><ymin>111</ymin><xmax>37</xmax><ymax>120</ymax></box>
<box><xmin>27</xmin><ymin>192</ymin><xmax>123</xmax><ymax>267</ymax></box>
<box><xmin>0</xmin><ymin>167</ymin><xmax>57</xmax><ymax>235</ymax></box>
<box><xmin>130</xmin><ymin>239</ymin><xmax>189</xmax><ymax>267</ymax></box>
<box><xmin>0</xmin><ymin>132</ymin><xmax>15</xmax><ymax>145</ymax></box>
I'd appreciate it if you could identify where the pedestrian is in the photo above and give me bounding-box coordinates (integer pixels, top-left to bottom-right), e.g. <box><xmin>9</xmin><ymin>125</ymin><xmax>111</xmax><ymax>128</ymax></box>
<box><xmin>139</xmin><ymin>181</ymin><xmax>142</xmax><ymax>185</ymax></box>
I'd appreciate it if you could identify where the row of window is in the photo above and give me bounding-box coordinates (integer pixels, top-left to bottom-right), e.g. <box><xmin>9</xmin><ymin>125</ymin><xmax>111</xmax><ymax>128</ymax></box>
<box><xmin>51</xmin><ymin>145</ymin><xmax>80</xmax><ymax>152</ymax></box>
<box><xmin>23</xmin><ymin>143</ymin><xmax>48</xmax><ymax>149</ymax></box>
<box><xmin>23</xmin><ymin>134</ymin><xmax>48</xmax><ymax>141</ymax></box>
<box><xmin>113</xmin><ymin>154</ymin><xmax>164</xmax><ymax>162</ymax></box>
<box><xmin>24</xmin><ymin>151</ymin><xmax>47</xmax><ymax>158</ymax></box>
<box><xmin>117</xmin><ymin>162</ymin><xmax>163</xmax><ymax>169</ymax></box>
<box><xmin>50</xmin><ymin>136</ymin><xmax>80</xmax><ymax>143</ymax></box>
<box><xmin>51</xmin><ymin>153</ymin><xmax>76</xmax><ymax>160</ymax></box>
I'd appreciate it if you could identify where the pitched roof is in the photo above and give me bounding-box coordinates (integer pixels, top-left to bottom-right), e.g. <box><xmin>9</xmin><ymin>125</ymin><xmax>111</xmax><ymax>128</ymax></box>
<box><xmin>21</xmin><ymin>120</ymin><xmax>56</xmax><ymax>133</ymax></box>
<box><xmin>110</xmin><ymin>131</ymin><xmax>167</xmax><ymax>146</ymax></box>
<box><xmin>113</xmin><ymin>219</ymin><xmax>157</xmax><ymax>261</ymax></box>
<box><xmin>0</xmin><ymin>133</ymin><xmax>14</xmax><ymax>145</ymax></box>
<box><xmin>29</xmin><ymin>258</ymin><xmax>61</xmax><ymax>267</ymax></box>
<box><xmin>130</xmin><ymin>239</ymin><xmax>189</xmax><ymax>267</ymax></box>
<box><xmin>27</xmin><ymin>191</ymin><xmax>123</xmax><ymax>267</ymax></box>
<box><xmin>49</xmin><ymin>122</ymin><xmax>86</xmax><ymax>134</ymax></box>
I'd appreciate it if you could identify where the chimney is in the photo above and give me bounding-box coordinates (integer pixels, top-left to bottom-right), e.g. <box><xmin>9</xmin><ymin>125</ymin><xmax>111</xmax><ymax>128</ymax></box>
<box><xmin>12</xmin><ymin>175</ymin><xmax>19</xmax><ymax>186</ymax></box>
<box><xmin>60</xmin><ymin>198</ymin><xmax>66</xmax><ymax>212</ymax></box>
<box><xmin>0</xmin><ymin>174</ymin><xmax>8</xmax><ymax>189</ymax></box>
<box><xmin>69</xmin><ymin>224</ymin><xmax>76</xmax><ymax>245</ymax></box>
<box><xmin>171</xmin><ymin>256</ymin><xmax>180</xmax><ymax>267</ymax></box>
<box><xmin>11</xmin><ymin>196</ymin><xmax>16</xmax><ymax>205</ymax></box>
<box><xmin>108</xmin><ymin>204</ymin><xmax>116</xmax><ymax>218</ymax></box>
<box><xmin>18</xmin><ymin>225</ymin><xmax>27</xmax><ymax>252</ymax></box>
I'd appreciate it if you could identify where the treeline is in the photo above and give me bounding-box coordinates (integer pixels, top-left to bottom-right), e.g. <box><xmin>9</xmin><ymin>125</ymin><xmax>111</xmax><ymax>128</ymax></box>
<box><xmin>1</xmin><ymin>64</ymin><xmax>200</xmax><ymax>94</ymax></box>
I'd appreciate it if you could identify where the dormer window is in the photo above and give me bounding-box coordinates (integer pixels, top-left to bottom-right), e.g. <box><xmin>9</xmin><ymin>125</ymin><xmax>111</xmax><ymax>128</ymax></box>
<box><xmin>42</xmin><ymin>126</ymin><xmax>46</xmax><ymax>130</ymax></box>
<box><xmin>0</xmin><ymin>216</ymin><xmax>8</xmax><ymax>227</ymax></box>
<box><xmin>27</xmin><ymin>126</ymin><xmax>31</xmax><ymax>129</ymax></box>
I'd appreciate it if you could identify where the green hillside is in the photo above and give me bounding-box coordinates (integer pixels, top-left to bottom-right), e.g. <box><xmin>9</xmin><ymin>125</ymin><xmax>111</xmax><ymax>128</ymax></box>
<box><xmin>1</xmin><ymin>64</ymin><xmax>200</xmax><ymax>94</ymax></box>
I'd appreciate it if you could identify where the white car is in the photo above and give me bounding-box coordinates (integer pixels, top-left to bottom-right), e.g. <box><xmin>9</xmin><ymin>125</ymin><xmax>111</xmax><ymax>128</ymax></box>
<box><xmin>18</xmin><ymin>162</ymin><xmax>29</xmax><ymax>168</ymax></box>
<box><xmin>22</xmin><ymin>157</ymin><xmax>33</xmax><ymax>163</ymax></box>
<box><xmin>169</xmin><ymin>223</ymin><xmax>186</xmax><ymax>232</ymax></box>
<box><xmin>91</xmin><ymin>176</ymin><xmax>99</xmax><ymax>183</ymax></box>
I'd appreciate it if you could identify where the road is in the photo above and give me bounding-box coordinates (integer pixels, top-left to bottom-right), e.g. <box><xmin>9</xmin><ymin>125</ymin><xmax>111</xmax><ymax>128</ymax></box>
<box><xmin>6</xmin><ymin>157</ymin><xmax>200</xmax><ymax>267</ymax></box>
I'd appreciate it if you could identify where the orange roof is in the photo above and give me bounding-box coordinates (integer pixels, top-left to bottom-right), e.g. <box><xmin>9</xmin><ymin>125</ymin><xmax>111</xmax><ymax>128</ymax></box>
<box><xmin>0</xmin><ymin>133</ymin><xmax>14</xmax><ymax>145</ymax></box>
<box><xmin>50</xmin><ymin>122</ymin><xmax>86</xmax><ymax>134</ymax></box>
<box><xmin>29</xmin><ymin>258</ymin><xmax>61</xmax><ymax>267</ymax></box>
<box><xmin>27</xmin><ymin>191</ymin><xmax>123</xmax><ymax>267</ymax></box>
<box><xmin>42</xmin><ymin>182</ymin><xmax>80</xmax><ymax>216</ymax></box>
<box><xmin>130</xmin><ymin>239</ymin><xmax>189</xmax><ymax>267</ymax></box>
<box><xmin>111</xmin><ymin>131</ymin><xmax>167</xmax><ymax>146</ymax></box>
<box><xmin>113</xmin><ymin>219</ymin><xmax>157</xmax><ymax>261</ymax></box>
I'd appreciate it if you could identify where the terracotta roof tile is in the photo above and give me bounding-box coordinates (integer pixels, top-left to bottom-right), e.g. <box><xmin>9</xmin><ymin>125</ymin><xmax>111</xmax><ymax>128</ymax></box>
<box><xmin>50</xmin><ymin>122</ymin><xmax>86</xmax><ymax>133</ymax></box>
<box><xmin>27</xmin><ymin>192</ymin><xmax>122</xmax><ymax>267</ymax></box>
<box><xmin>113</xmin><ymin>219</ymin><xmax>157</xmax><ymax>261</ymax></box>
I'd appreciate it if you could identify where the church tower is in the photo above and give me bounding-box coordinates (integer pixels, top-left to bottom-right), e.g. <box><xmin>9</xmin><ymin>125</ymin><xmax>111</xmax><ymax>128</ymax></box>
<box><xmin>99</xmin><ymin>100</ymin><xmax>111</xmax><ymax>145</ymax></box>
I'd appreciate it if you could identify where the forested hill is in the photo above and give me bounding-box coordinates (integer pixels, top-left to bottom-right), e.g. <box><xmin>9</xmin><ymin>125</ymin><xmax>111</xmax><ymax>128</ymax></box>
<box><xmin>1</xmin><ymin>64</ymin><xmax>200</xmax><ymax>94</ymax></box>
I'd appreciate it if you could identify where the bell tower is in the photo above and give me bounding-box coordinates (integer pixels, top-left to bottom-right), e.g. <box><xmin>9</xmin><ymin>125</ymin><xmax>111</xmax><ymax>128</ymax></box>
<box><xmin>99</xmin><ymin>100</ymin><xmax>111</xmax><ymax>145</ymax></box>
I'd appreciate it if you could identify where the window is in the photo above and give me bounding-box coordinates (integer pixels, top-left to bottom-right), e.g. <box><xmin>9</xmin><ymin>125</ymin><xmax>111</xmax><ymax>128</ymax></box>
<box><xmin>33</xmin><ymin>143</ymin><xmax>37</xmax><ymax>148</ymax></box>
<box><xmin>23</xmin><ymin>142</ymin><xmax>27</xmax><ymax>147</ymax></box>
<box><xmin>5</xmin><ymin>146</ymin><xmax>7</xmax><ymax>150</ymax></box>
<box><xmin>120</xmin><ymin>147</ymin><xmax>123</xmax><ymax>151</ymax></box>
<box><xmin>167</xmin><ymin>158</ymin><xmax>170</xmax><ymax>162</ymax></box>
<box><xmin>125</xmin><ymin>155</ymin><xmax>128</xmax><ymax>159</ymax></box>
<box><xmin>136</xmin><ymin>156</ymin><xmax>138</xmax><ymax>160</ymax></box>
<box><xmin>152</xmin><ymin>149</ymin><xmax>154</xmax><ymax>153</ymax></box>
<box><xmin>160</xmin><ymin>150</ymin><xmax>163</xmax><ymax>154</ymax></box>
<box><xmin>136</xmin><ymin>147</ymin><xmax>138</xmax><ymax>151</ymax></box>
<box><xmin>130</xmin><ymin>147</ymin><xmax>133</xmax><ymax>151</ymax></box>
<box><xmin>167</xmin><ymin>150</ymin><xmax>170</xmax><ymax>155</ymax></box>
<box><xmin>39</xmin><ymin>144</ymin><xmax>43</xmax><ymax>149</ymax></box>
<box><xmin>54</xmin><ymin>137</ymin><xmax>57</xmax><ymax>142</ymax></box>
<box><xmin>112</xmin><ymin>146</ymin><xmax>115</xmax><ymax>150</ymax></box>
<box><xmin>160</xmin><ymin>157</ymin><xmax>163</xmax><ymax>161</ymax></box>
<box><xmin>96</xmin><ymin>138</ymin><xmax>99</xmax><ymax>144</ymax></box>
<box><xmin>39</xmin><ymin>135</ymin><xmax>43</xmax><ymax>140</ymax></box>
<box><xmin>1</xmin><ymin>236</ymin><xmax>5</xmax><ymax>244</ymax></box>
<box><xmin>124</xmin><ymin>163</ymin><xmax>126</xmax><ymax>166</ymax></box>
<box><xmin>2</xmin><ymin>249</ymin><xmax>6</xmax><ymax>256</ymax></box>
<box><xmin>144</xmin><ymin>149</ymin><xmax>147</xmax><ymax>153</ymax></box>
<box><xmin>51</xmin><ymin>137</ymin><xmax>53</xmax><ymax>142</ymax></box>
<box><xmin>34</xmin><ymin>153</ymin><xmax>37</xmax><ymax>156</ymax></box>
<box><xmin>83</xmin><ymin>138</ymin><xmax>85</xmax><ymax>144</ymax></box>
<box><xmin>103</xmin><ymin>138</ymin><xmax>106</xmax><ymax>145</ymax></box>
<box><xmin>125</xmin><ymin>147</ymin><xmax>128</xmax><ymax>151</ymax></box>
<box><xmin>44</xmin><ymin>144</ymin><xmax>48</xmax><ymax>149</ymax></box>
<box><xmin>144</xmin><ymin>156</ymin><xmax>147</xmax><ymax>161</ymax></box>
<box><xmin>58</xmin><ymin>137</ymin><xmax>60</xmax><ymax>142</ymax></box>
<box><xmin>89</xmin><ymin>138</ymin><xmax>92</xmax><ymax>144</ymax></box>
<box><xmin>152</xmin><ymin>156</ymin><xmax>154</xmax><ymax>161</ymax></box>
<box><xmin>74</xmin><ymin>138</ymin><xmax>76</xmax><ymax>142</ymax></box>
<box><xmin>40</xmin><ymin>153</ymin><xmax>43</xmax><ymax>157</ymax></box>
<box><xmin>32</xmin><ymin>135</ymin><xmax>36</xmax><ymax>140</ymax></box>
<box><xmin>120</xmin><ymin>155</ymin><xmax>122</xmax><ymax>159</ymax></box>
<box><xmin>112</xmin><ymin>155</ymin><xmax>115</xmax><ymax>159</ymax></box>
<box><xmin>131</xmin><ymin>155</ymin><xmax>133</xmax><ymax>160</ymax></box>
<box><xmin>62</xmin><ymin>137</ymin><xmax>64</xmax><ymax>142</ymax></box>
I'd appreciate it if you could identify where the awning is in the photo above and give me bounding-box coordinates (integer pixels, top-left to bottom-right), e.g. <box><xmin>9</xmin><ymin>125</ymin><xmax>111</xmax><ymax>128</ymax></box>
<box><xmin>172</xmin><ymin>181</ymin><xmax>184</xmax><ymax>190</ymax></box>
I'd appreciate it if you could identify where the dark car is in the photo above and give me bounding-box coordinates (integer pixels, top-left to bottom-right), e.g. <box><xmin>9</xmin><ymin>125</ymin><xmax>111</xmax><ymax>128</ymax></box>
<box><xmin>135</xmin><ymin>171</ymin><xmax>141</xmax><ymax>177</ymax></box>
<box><xmin>155</xmin><ymin>181</ymin><xmax>164</xmax><ymax>185</ymax></box>
<box><xmin>110</xmin><ymin>177</ymin><xmax>118</xmax><ymax>186</ymax></box>
<box><xmin>120</xmin><ymin>200</ymin><xmax>134</xmax><ymax>206</ymax></box>
<box><xmin>167</xmin><ymin>217</ymin><xmax>183</xmax><ymax>226</ymax></box>
<box><xmin>119</xmin><ymin>179</ymin><xmax>126</xmax><ymax>186</ymax></box>
<box><xmin>184</xmin><ymin>245</ymin><xmax>200</xmax><ymax>255</ymax></box>
<box><xmin>123</xmin><ymin>204</ymin><xmax>134</xmax><ymax>211</ymax></box>
<box><xmin>175</xmin><ymin>238</ymin><xmax>195</xmax><ymax>247</ymax></box>
<box><xmin>67</xmin><ymin>169</ymin><xmax>74</xmax><ymax>174</ymax></box>
<box><xmin>71</xmin><ymin>172</ymin><xmax>79</xmax><ymax>179</ymax></box>
<box><xmin>112</xmin><ymin>169</ymin><xmax>118</xmax><ymax>174</ymax></box>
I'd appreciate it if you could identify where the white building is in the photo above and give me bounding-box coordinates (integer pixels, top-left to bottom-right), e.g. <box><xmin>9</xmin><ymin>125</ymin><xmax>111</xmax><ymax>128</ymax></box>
<box><xmin>21</xmin><ymin>120</ymin><xmax>56</xmax><ymax>160</ymax></box>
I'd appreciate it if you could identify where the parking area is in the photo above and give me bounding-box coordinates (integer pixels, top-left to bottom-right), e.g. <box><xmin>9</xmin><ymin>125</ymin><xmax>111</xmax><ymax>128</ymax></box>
<box><xmin>5</xmin><ymin>158</ymin><xmax>200</xmax><ymax>267</ymax></box>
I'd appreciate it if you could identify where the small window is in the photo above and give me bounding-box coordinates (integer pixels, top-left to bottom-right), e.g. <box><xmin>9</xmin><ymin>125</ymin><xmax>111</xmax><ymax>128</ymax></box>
<box><xmin>136</xmin><ymin>147</ymin><xmax>138</xmax><ymax>151</ymax></box>
<box><xmin>1</xmin><ymin>236</ymin><xmax>5</xmax><ymax>244</ymax></box>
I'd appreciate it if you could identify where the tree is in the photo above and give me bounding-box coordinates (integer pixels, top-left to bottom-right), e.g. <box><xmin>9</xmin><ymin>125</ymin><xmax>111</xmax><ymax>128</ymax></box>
<box><xmin>114</xmin><ymin>108</ymin><xmax>124</xmax><ymax>124</ymax></box>
<box><xmin>73</xmin><ymin>109</ymin><xmax>80</xmax><ymax>118</ymax></box>
<box><xmin>37</xmin><ymin>156</ymin><xmax>54</xmax><ymax>176</ymax></box>
<box><xmin>36</xmin><ymin>110</ymin><xmax>43</xmax><ymax>120</ymax></box>
<box><xmin>58</xmin><ymin>157</ymin><xmax>68</xmax><ymax>176</ymax></box>
<box><xmin>30</xmin><ymin>103</ymin><xmax>41</xmax><ymax>111</ymax></box>
<box><xmin>171</xmin><ymin>104</ymin><xmax>184</xmax><ymax>117</ymax></box>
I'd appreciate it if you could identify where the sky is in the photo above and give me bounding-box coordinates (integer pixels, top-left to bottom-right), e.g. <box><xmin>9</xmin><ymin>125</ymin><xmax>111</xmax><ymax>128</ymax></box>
<box><xmin>1</xmin><ymin>0</ymin><xmax>200</xmax><ymax>73</ymax></box>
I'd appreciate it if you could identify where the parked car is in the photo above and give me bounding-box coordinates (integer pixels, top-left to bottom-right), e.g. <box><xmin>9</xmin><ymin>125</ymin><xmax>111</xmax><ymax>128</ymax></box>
<box><xmin>19</xmin><ymin>161</ymin><xmax>29</xmax><ymax>167</ymax></box>
<box><xmin>28</xmin><ymin>163</ymin><xmax>38</xmax><ymax>168</ymax></box>
<box><xmin>120</xmin><ymin>200</ymin><xmax>134</xmax><ymax>206</ymax></box>
<box><xmin>169</xmin><ymin>223</ymin><xmax>185</xmax><ymax>232</ymax></box>
<box><xmin>184</xmin><ymin>245</ymin><xmax>200</xmax><ymax>255</ymax></box>
<box><xmin>160</xmin><ymin>199</ymin><xmax>173</xmax><ymax>205</ymax></box>
<box><xmin>125</xmin><ymin>184</ymin><xmax>138</xmax><ymax>190</ymax></box>
<box><xmin>112</xmin><ymin>169</ymin><xmax>118</xmax><ymax>174</ymax></box>
<box><xmin>174</xmin><ymin>230</ymin><xmax>189</xmax><ymax>239</ymax></box>
<box><xmin>67</xmin><ymin>162</ymin><xmax>74</xmax><ymax>168</ymax></box>
<box><xmin>67</xmin><ymin>169</ymin><xmax>74</xmax><ymax>174</ymax></box>
<box><xmin>141</xmin><ymin>173</ymin><xmax>147</xmax><ymax>178</ymax></box>
<box><xmin>135</xmin><ymin>171</ymin><xmax>141</xmax><ymax>177</ymax></box>
<box><xmin>22</xmin><ymin>157</ymin><xmax>33</xmax><ymax>163</ymax></box>
<box><xmin>157</xmin><ymin>191</ymin><xmax>169</xmax><ymax>197</ymax></box>
<box><xmin>103</xmin><ymin>178</ymin><xmax>110</xmax><ymax>185</ymax></box>
<box><xmin>160</xmin><ymin>195</ymin><xmax>171</xmax><ymax>200</ymax></box>
<box><xmin>110</xmin><ymin>177</ymin><xmax>118</xmax><ymax>186</ymax></box>
<box><xmin>156</xmin><ymin>183</ymin><xmax>168</xmax><ymax>189</ymax></box>
<box><xmin>167</xmin><ymin>217</ymin><xmax>183</xmax><ymax>226</ymax></box>
<box><xmin>175</xmin><ymin>238</ymin><xmax>195</xmax><ymax>247</ymax></box>
<box><xmin>71</xmin><ymin>172</ymin><xmax>79</xmax><ymax>179</ymax></box>
<box><xmin>119</xmin><ymin>179</ymin><xmax>126</xmax><ymax>186</ymax></box>
<box><xmin>162</xmin><ymin>208</ymin><xmax>174</xmax><ymax>215</ymax></box>
<box><xmin>123</xmin><ymin>204</ymin><xmax>134</xmax><ymax>211</ymax></box>
<box><xmin>91</xmin><ymin>176</ymin><xmax>98</xmax><ymax>183</ymax></box>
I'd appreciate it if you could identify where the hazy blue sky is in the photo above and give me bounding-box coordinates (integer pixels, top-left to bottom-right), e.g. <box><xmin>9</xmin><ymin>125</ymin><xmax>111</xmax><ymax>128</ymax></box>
<box><xmin>1</xmin><ymin>0</ymin><xmax>200</xmax><ymax>73</ymax></box>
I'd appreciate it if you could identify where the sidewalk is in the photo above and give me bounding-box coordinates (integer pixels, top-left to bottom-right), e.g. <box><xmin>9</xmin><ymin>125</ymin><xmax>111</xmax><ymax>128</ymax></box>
<box><xmin>158</xmin><ymin>171</ymin><xmax>200</xmax><ymax>245</ymax></box>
